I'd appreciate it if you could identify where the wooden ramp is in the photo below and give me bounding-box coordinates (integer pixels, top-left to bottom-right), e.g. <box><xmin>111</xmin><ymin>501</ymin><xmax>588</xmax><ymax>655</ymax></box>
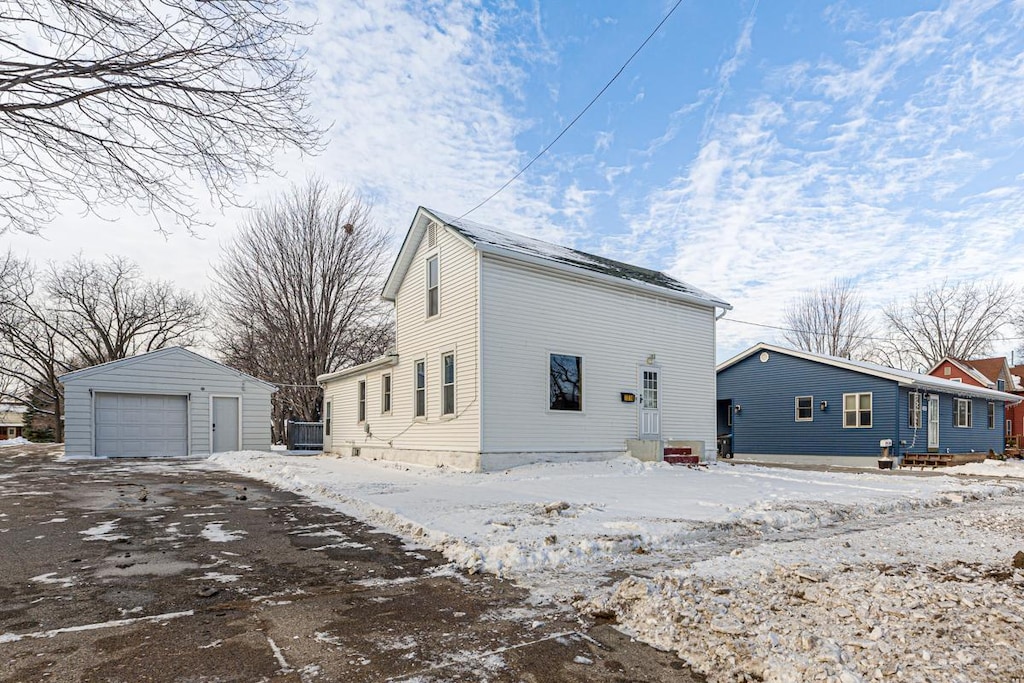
<box><xmin>900</xmin><ymin>452</ymin><xmax>988</xmax><ymax>469</ymax></box>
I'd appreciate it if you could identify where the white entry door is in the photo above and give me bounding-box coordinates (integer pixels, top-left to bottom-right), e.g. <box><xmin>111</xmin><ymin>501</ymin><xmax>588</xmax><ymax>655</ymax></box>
<box><xmin>639</xmin><ymin>367</ymin><xmax>661</xmax><ymax>439</ymax></box>
<box><xmin>212</xmin><ymin>396</ymin><xmax>240</xmax><ymax>453</ymax></box>
<box><xmin>927</xmin><ymin>394</ymin><xmax>939</xmax><ymax>451</ymax></box>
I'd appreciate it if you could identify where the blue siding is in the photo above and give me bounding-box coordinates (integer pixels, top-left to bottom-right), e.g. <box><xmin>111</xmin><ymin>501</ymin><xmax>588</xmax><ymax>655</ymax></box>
<box><xmin>718</xmin><ymin>350</ymin><xmax>1010</xmax><ymax>459</ymax></box>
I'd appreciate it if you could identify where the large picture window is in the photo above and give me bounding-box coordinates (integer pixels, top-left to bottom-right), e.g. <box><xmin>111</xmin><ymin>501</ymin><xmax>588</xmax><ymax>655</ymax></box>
<box><xmin>441</xmin><ymin>352</ymin><xmax>455</xmax><ymax>415</ymax></box>
<box><xmin>909</xmin><ymin>392</ymin><xmax>922</xmax><ymax>429</ymax></box>
<box><xmin>414</xmin><ymin>360</ymin><xmax>426</xmax><ymax>418</ymax></box>
<box><xmin>954</xmin><ymin>398</ymin><xmax>972</xmax><ymax>428</ymax></box>
<box><xmin>549</xmin><ymin>354</ymin><xmax>582</xmax><ymax>411</ymax></box>
<box><xmin>843</xmin><ymin>392</ymin><xmax>872</xmax><ymax>428</ymax></box>
<box><xmin>795</xmin><ymin>396</ymin><xmax>813</xmax><ymax>422</ymax></box>
<box><xmin>426</xmin><ymin>255</ymin><xmax>439</xmax><ymax>317</ymax></box>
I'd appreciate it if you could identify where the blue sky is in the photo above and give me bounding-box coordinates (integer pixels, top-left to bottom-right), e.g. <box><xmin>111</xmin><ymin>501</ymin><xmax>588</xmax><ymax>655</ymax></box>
<box><xmin>8</xmin><ymin>0</ymin><xmax>1024</xmax><ymax>361</ymax></box>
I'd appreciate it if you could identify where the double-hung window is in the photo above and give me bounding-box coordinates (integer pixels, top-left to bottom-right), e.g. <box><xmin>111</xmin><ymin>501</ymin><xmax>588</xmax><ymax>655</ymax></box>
<box><xmin>908</xmin><ymin>392</ymin><xmax>922</xmax><ymax>429</ymax></box>
<box><xmin>549</xmin><ymin>354</ymin><xmax>582</xmax><ymax>411</ymax></box>
<box><xmin>357</xmin><ymin>381</ymin><xmax>366</xmax><ymax>423</ymax></box>
<box><xmin>414</xmin><ymin>360</ymin><xmax>426</xmax><ymax>418</ymax></box>
<box><xmin>324</xmin><ymin>401</ymin><xmax>332</xmax><ymax>436</ymax></box>
<box><xmin>843</xmin><ymin>392</ymin><xmax>872</xmax><ymax>428</ymax></box>
<box><xmin>441</xmin><ymin>352</ymin><xmax>455</xmax><ymax>416</ymax></box>
<box><xmin>987</xmin><ymin>402</ymin><xmax>995</xmax><ymax>429</ymax></box>
<box><xmin>381</xmin><ymin>374</ymin><xmax>392</xmax><ymax>414</ymax></box>
<box><xmin>426</xmin><ymin>256</ymin><xmax>439</xmax><ymax>317</ymax></box>
<box><xmin>954</xmin><ymin>398</ymin><xmax>972</xmax><ymax>428</ymax></box>
<box><xmin>795</xmin><ymin>396</ymin><xmax>813</xmax><ymax>422</ymax></box>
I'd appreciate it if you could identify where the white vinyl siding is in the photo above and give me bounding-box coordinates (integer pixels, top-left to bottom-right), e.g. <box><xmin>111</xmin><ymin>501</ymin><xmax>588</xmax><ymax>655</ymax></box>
<box><xmin>60</xmin><ymin>348</ymin><xmax>274</xmax><ymax>458</ymax></box>
<box><xmin>843</xmin><ymin>392</ymin><xmax>872</xmax><ymax>428</ymax></box>
<box><xmin>321</xmin><ymin>220</ymin><xmax>480</xmax><ymax>454</ymax></box>
<box><xmin>795</xmin><ymin>396</ymin><xmax>813</xmax><ymax>422</ymax></box>
<box><xmin>480</xmin><ymin>254</ymin><xmax>717</xmax><ymax>454</ymax></box>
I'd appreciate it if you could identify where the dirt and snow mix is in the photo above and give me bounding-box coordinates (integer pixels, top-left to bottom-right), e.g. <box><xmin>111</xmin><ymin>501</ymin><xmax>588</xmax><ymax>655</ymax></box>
<box><xmin>207</xmin><ymin>453</ymin><xmax>1024</xmax><ymax>681</ymax></box>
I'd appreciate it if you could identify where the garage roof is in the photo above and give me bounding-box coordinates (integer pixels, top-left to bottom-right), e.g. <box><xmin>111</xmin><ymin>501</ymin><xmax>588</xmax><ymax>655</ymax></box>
<box><xmin>58</xmin><ymin>347</ymin><xmax>278</xmax><ymax>391</ymax></box>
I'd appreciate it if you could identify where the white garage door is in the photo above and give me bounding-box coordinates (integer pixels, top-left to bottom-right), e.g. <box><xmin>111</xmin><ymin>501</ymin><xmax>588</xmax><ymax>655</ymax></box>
<box><xmin>94</xmin><ymin>393</ymin><xmax>188</xmax><ymax>457</ymax></box>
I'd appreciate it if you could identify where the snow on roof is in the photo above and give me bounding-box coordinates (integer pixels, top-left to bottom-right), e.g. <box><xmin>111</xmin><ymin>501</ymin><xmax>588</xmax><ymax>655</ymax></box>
<box><xmin>426</xmin><ymin>209</ymin><xmax>731</xmax><ymax>310</ymax></box>
<box><xmin>719</xmin><ymin>343</ymin><xmax>1022</xmax><ymax>403</ymax></box>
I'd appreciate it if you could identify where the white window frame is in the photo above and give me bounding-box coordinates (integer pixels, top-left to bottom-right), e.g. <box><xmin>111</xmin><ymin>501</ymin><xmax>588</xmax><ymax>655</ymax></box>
<box><xmin>908</xmin><ymin>392</ymin><xmax>922</xmax><ymax>429</ymax></box>
<box><xmin>549</xmin><ymin>352</ymin><xmax>583</xmax><ymax>412</ymax></box>
<box><xmin>987</xmin><ymin>402</ymin><xmax>995</xmax><ymax>430</ymax></box>
<box><xmin>843</xmin><ymin>392</ymin><xmax>872</xmax><ymax>428</ymax></box>
<box><xmin>954</xmin><ymin>398</ymin><xmax>972</xmax><ymax>428</ymax></box>
<box><xmin>381</xmin><ymin>373</ymin><xmax>392</xmax><ymax>415</ymax></box>
<box><xmin>324</xmin><ymin>400</ymin><xmax>332</xmax><ymax>436</ymax></box>
<box><xmin>426</xmin><ymin>254</ymin><xmax>440</xmax><ymax>318</ymax></box>
<box><xmin>440</xmin><ymin>352</ymin><xmax>456</xmax><ymax>416</ymax></box>
<box><xmin>414</xmin><ymin>359</ymin><xmax>426</xmax><ymax>419</ymax></box>
<box><xmin>357</xmin><ymin>380</ymin><xmax>366</xmax><ymax>424</ymax></box>
<box><xmin>1007</xmin><ymin>419</ymin><xmax>1013</xmax><ymax>437</ymax></box>
<box><xmin>795</xmin><ymin>396</ymin><xmax>813</xmax><ymax>422</ymax></box>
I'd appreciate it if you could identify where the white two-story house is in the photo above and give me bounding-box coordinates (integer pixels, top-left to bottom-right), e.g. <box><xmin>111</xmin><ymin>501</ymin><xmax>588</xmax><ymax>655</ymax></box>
<box><xmin>318</xmin><ymin>207</ymin><xmax>731</xmax><ymax>471</ymax></box>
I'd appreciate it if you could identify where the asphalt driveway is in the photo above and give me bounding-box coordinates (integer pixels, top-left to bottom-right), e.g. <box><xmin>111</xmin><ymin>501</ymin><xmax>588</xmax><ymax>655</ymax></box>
<box><xmin>0</xmin><ymin>445</ymin><xmax>697</xmax><ymax>682</ymax></box>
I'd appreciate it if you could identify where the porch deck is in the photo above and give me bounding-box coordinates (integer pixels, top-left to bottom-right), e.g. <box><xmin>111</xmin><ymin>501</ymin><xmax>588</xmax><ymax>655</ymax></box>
<box><xmin>899</xmin><ymin>452</ymin><xmax>989</xmax><ymax>469</ymax></box>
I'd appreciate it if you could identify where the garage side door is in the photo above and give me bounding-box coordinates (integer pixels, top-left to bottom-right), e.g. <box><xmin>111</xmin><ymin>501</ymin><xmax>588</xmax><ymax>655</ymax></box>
<box><xmin>94</xmin><ymin>393</ymin><xmax>188</xmax><ymax>457</ymax></box>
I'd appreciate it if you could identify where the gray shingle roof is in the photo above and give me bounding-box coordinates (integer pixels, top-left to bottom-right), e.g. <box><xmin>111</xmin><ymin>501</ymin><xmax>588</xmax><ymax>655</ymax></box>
<box><xmin>428</xmin><ymin>209</ymin><xmax>731</xmax><ymax>309</ymax></box>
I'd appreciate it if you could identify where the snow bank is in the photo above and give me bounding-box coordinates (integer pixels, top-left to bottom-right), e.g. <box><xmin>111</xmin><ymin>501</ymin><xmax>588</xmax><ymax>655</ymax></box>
<box><xmin>205</xmin><ymin>452</ymin><xmax>1024</xmax><ymax>681</ymax></box>
<box><xmin>0</xmin><ymin>437</ymin><xmax>31</xmax><ymax>448</ymax></box>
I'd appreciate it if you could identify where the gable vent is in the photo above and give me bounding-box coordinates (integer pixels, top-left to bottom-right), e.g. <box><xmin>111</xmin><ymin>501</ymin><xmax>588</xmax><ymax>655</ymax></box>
<box><xmin>427</xmin><ymin>221</ymin><xmax>438</xmax><ymax>248</ymax></box>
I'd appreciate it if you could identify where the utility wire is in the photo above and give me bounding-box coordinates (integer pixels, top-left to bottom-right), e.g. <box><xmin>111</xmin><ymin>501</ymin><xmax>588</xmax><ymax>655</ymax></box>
<box><xmin>720</xmin><ymin>316</ymin><xmax>1024</xmax><ymax>343</ymax></box>
<box><xmin>459</xmin><ymin>0</ymin><xmax>686</xmax><ymax>220</ymax></box>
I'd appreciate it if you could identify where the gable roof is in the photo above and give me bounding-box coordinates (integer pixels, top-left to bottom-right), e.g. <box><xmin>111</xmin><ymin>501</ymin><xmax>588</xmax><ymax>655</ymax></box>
<box><xmin>58</xmin><ymin>347</ymin><xmax>278</xmax><ymax>391</ymax></box>
<box><xmin>718</xmin><ymin>343</ymin><xmax>1021</xmax><ymax>403</ymax></box>
<box><xmin>382</xmin><ymin>207</ymin><xmax>731</xmax><ymax>310</ymax></box>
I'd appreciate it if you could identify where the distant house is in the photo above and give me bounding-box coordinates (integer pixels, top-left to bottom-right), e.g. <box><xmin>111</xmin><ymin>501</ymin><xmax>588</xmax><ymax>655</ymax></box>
<box><xmin>318</xmin><ymin>207</ymin><xmax>731</xmax><ymax>472</ymax></box>
<box><xmin>717</xmin><ymin>344</ymin><xmax>1020</xmax><ymax>467</ymax></box>
<box><xmin>928</xmin><ymin>357</ymin><xmax>1023</xmax><ymax>446</ymax></box>
<box><xmin>60</xmin><ymin>347</ymin><xmax>276</xmax><ymax>458</ymax></box>
<box><xmin>0</xmin><ymin>403</ymin><xmax>26</xmax><ymax>440</ymax></box>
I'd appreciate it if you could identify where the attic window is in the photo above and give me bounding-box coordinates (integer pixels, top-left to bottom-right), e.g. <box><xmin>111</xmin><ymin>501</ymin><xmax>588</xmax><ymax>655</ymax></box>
<box><xmin>426</xmin><ymin>255</ymin><xmax>439</xmax><ymax>317</ymax></box>
<box><xmin>427</xmin><ymin>221</ymin><xmax>438</xmax><ymax>248</ymax></box>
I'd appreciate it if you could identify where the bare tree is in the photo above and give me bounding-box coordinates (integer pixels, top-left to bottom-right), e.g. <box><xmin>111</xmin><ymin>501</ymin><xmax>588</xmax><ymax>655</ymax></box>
<box><xmin>880</xmin><ymin>279</ymin><xmax>1018</xmax><ymax>369</ymax></box>
<box><xmin>1</xmin><ymin>0</ymin><xmax>323</xmax><ymax>235</ymax></box>
<box><xmin>782</xmin><ymin>278</ymin><xmax>874</xmax><ymax>359</ymax></box>
<box><xmin>212</xmin><ymin>179</ymin><xmax>393</xmax><ymax>440</ymax></box>
<box><xmin>0</xmin><ymin>252</ymin><xmax>206</xmax><ymax>440</ymax></box>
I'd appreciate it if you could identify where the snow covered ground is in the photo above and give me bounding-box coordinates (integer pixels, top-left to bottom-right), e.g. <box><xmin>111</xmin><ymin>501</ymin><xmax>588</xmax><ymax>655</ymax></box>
<box><xmin>206</xmin><ymin>452</ymin><xmax>1024</xmax><ymax>682</ymax></box>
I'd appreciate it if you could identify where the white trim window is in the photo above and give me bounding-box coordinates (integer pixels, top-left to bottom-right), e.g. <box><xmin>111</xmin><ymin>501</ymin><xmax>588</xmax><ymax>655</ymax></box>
<box><xmin>795</xmin><ymin>396</ymin><xmax>813</xmax><ymax>422</ymax></box>
<box><xmin>426</xmin><ymin>255</ymin><xmax>439</xmax><ymax>317</ymax></box>
<box><xmin>987</xmin><ymin>402</ymin><xmax>995</xmax><ymax>429</ymax></box>
<box><xmin>414</xmin><ymin>360</ymin><xmax>426</xmax><ymax>418</ymax></box>
<box><xmin>381</xmin><ymin>374</ymin><xmax>392</xmax><ymax>414</ymax></box>
<box><xmin>357</xmin><ymin>381</ymin><xmax>366</xmax><ymax>423</ymax></box>
<box><xmin>908</xmin><ymin>392</ymin><xmax>922</xmax><ymax>429</ymax></box>
<box><xmin>441</xmin><ymin>352</ymin><xmax>456</xmax><ymax>416</ymax></box>
<box><xmin>549</xmin><ymin>353</ymin><xmax>582</xmax><ymax>411</ymax></box>
<box><xmin>954</xmin><ymin>398</ymin><xmax>972</xmax><ymax>428</ymax></box>
<box><xmin>324</xmin><ymin>400</ymin><xmax>332</xmax><ymax>436</ymax></box>
<box><xmin>843</xmin><ymin>392</ymin><xmax>872</xmax><ymax>428</ymax></box>
<box><xmin>1007</xmin><ymin>419</ymin><xmax>1013</xmax><ymax>437</ymax></box>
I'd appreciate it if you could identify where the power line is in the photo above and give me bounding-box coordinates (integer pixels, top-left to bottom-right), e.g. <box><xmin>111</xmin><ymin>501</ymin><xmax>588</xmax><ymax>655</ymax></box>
<box><xmin>720</xmin><ymin>316</ymin><xmax>1024</xmax><ymax>343</ymax></box>
<box><xmin>459</xmin><ymin>0</ymin><xmax>685</xmax><ymax>220</ymax></box>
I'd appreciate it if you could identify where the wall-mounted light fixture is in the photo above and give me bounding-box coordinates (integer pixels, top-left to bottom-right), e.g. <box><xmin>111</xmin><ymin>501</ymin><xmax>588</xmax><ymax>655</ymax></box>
<box><xmin>820</xmin><ymin>400</ymin><xmax>828</xmax><ymax>411</ymax></box>
<box><xmin>646</xmin><ymin>353</ymin><xmax>657</xmax><ymax>365</ymax></box>
<box><xmin>733</xmin><ymin>404</ymin><xmax>742</xmax><ymax>415</ymax></box>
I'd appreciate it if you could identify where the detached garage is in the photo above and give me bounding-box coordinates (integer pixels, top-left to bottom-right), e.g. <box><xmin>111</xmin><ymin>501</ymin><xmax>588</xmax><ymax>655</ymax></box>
<box><xmin>60</xmin><ymin>347</ymin><xmax>276</xmax><ymax>458</ymax></box>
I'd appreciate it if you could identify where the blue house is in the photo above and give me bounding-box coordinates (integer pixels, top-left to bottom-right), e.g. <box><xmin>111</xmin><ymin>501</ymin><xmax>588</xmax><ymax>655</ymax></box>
<box><xmin>716</xmin><ymin>343</ymin><xmax>1020</xmax><ymax>467</ymax></box>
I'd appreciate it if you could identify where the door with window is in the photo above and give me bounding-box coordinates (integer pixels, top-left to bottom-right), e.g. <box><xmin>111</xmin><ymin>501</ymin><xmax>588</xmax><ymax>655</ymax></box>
<box><xmin>927</xmin><ymin>394</ymin><xmax>939</xmax><ymax>451</ymax></box>
<box><xmin>638</xmin><ymin>367</ymin><xmax>661</xmax><ymax>439</ymax></box>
